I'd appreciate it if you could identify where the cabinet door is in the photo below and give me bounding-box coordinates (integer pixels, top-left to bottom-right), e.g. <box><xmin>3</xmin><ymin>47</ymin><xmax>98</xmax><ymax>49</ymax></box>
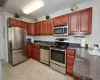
<box><xmin>8</xmin><ymin>18</ymin><xmax>17</xmax><ymax>27</ymax></box>
<box><xmin>54</xmin><ymin>14</ymin><xmax>69</xmax><ymax>26</ymax></box>
<box><xmin>41</xmin><ymin>21</ymin><xmax>47</xmax><ymax>35</ymax></box>
<box><xmin>28</xmin><ymin>44</ymin><xmax>32</xmax><ymax>58</ymax></box>
<box><xmin>17</xmin><ymin>20</ymin><xmax>24</xmax><ymax>28</ymax></box>
<box><xmin>34</xmin><ymin>48</ymin><xmax>40</xmax><ymax>61</ymax></box>
<box><xmin>23</xmin><ymin>22</ymin><xmax>28</xmax><ymax>32</ymax></box>
<box><xmin>47</xmin><ymin>19</ymin><xmax>54</xmax><ymax>35</ymax></box>
<box><xmin>34</xmin><ymin>22</ymin><xmax>42</xmax><ymax>35</ymax></box>
<box><xmin>79</xmin><ymin>7</ymin><xmax>92</xmax><ymax>34</ymax></box>
<box><xmin>69</xmin><ymin>12</ymin><xmax>79</xmax><ymax>34</ymax></box>
<box><xmin>27</xmin><ymin>23</ymin><xmax>34</xmax><ymax>35</ymax></box>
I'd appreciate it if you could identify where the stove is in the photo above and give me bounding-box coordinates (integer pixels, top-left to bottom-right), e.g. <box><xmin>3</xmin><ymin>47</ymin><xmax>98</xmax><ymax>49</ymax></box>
<box><xmin>50</xmin><ymin>38</ymin><xmax>69</xmax><ymax>74</ymax></box>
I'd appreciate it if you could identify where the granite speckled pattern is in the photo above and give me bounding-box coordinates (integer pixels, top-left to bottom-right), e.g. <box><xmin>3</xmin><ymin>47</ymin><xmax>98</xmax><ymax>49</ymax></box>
<box><xmin>1</xmin><ymin>59</ymin><xmax>73</xmax><ymax>80</ymax></box>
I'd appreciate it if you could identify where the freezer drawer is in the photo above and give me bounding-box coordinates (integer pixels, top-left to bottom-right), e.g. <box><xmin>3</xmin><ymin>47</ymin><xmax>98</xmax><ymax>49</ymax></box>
<box><xmin>12</xmin><ymin>49</ymin><xmax>27</xmax><ymax>65</ymax></box>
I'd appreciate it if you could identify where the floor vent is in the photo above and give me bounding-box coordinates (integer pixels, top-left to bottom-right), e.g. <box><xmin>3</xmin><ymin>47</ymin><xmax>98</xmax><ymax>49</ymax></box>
<box><xmin>0</xmin><ymin>0</ymin><xmax>8</xmax><ymax>7</ymax></box>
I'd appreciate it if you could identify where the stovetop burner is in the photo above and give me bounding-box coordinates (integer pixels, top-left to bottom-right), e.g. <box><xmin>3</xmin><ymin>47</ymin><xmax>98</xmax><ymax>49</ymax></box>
<box><xmin>51</xmin><ymin>42</ymin><xmax>69</xmax><ymax>49</ymax></box>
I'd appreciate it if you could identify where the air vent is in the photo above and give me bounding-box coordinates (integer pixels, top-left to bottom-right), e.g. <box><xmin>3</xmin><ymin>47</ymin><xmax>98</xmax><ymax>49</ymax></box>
<box><xmin>0</xmin><ymin>0</ymin><xmax>7</xmax><ymax>7</ymax></box>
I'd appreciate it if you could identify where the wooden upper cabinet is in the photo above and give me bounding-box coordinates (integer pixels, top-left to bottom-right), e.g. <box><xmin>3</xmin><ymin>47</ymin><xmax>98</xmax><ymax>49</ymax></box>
<box><xmin>8</xmin><ymin>18</ymin><xmax>17</xmax><ymax>27</ymax></box>
<box><xmin>27</xmin><ymin>23</ymin><xmax>34</xmax><ymax>35</ymax></box>
<box><xmin>41</xmin><ymin>21</ymin><xmax>47</xmax><ymax>35</ymax></box>
<box><xmin>54</xmin><ymin>14</ymin><xmax>69</xmax><ymax>26</ymax></box>
<box><xmin>47</xmin><ymin>19</ymin><xmax>54</xmax><ymax>35</ymax></box>
<box><xmin>79</xmin><ymin>7</ymin><xmax>92</xmax><ymax>34</ymax></box>
<box><xmin>34</xmin><ymin>22</ymin><xmax>42</xmax><ymax>35</ymax></box>
<box><xmin>16</xmin><ymin>20</ymin><xmax>24</xmax><ymax>28</ymax></box>
<box><xmin>23</xmin><ymin>22</ymin><xmax>28</xmax><ymax>31</ymax></box>
<box><xmin>69</xmin><ymin>12</ymin><xmax>79</xmax><ymax>34</ymax></box>
<box><xmin>69</xmin><ymin>7</ymin><xmax>92</xmax><ymax>35</ymax></box>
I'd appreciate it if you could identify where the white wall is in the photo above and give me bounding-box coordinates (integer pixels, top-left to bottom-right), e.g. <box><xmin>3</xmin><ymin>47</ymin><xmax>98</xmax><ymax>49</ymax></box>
<box><xmin>0</xmin><ymin>11</ymin><xmax>33</xmax><ymax>62</ymax></box>
<box><xmin>0</xmin><ymin>13</ymin><xmax>4</xmax><ymax>59</ymax></box>
<box><xmin>34</xmin><ymin>0</ymin><xmax>100</xmax><ymax>47</ymax></box>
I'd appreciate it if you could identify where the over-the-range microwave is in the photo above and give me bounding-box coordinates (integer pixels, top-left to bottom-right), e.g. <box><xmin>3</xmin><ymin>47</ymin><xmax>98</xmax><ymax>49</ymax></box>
<box><xmin>53</xmin><ymin>24</ymin><xmax>68</xmax><ymax>36</ymax></box>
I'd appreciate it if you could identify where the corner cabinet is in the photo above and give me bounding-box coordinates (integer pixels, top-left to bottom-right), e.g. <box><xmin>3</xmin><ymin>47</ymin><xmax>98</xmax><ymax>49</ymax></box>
<box><xmin>32</xmin><ymin>44</ymin><xmax>40</xmax><ymax>61</ymax></box>
<box><xmin>27</xmin><ymin>23</ymin><xmax>34</xmax><ymax>35</ymax></box>
<box><xmin>69</xmin><ymin>7</ymin><xmax>92</xmax><ymax>35</ymax></box>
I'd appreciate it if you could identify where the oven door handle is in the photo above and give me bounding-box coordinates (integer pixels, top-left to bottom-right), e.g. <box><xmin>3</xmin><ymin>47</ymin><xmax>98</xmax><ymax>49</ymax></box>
<box><xmin>50</xmin><ymin>48</ymin><xmax>66</xmax><ymax>51</ymax></box>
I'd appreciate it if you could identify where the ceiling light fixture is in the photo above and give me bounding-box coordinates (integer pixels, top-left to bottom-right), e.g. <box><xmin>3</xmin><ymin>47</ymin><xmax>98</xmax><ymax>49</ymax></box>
<box><xmin>23</xmin><ymin>0</ymin><xmax>44</xmax><ymax>14</ymax></box>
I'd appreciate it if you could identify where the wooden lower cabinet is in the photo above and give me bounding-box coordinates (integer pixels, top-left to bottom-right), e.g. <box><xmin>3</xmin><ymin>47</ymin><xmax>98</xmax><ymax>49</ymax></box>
<box><xmin>33</xmin><ymin>48</ymin><xmax>40</xmax><ymax>61</ymax></box>
<box><xmin>27</xmin><ymin>44</ymin><xmax>32</xmax><ymax>58</ymax></box>
<box><xmin>66</xmin><ymin>49</ymin><xmax>76</xmax><ymax>75</ymax></box>
<box><xmin>67</xmin><ymin>65</ymin><xmax>73</xmax><ymax>74</ymax></box>
<box><xmin>74</xmin><ymin>77</ymin><xmax>81</xmax><ymax>80</ymax></box>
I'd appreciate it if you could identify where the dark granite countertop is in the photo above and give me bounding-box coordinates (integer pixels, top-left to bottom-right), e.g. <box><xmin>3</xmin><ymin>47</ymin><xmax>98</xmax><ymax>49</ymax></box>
<box><xmin>27</xmin><ymin>41</ymin><xmax>55</xmax><ymax>47</ymax></box>
<box><xmin>73</xmin><ymin>48</ymin><xmax>100</xmax><ymax>80</ymax></box>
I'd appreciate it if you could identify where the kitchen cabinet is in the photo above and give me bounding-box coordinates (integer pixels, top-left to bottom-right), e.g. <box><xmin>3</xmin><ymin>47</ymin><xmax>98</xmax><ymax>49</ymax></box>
<box><xmin>66</xmin><ymin>49</ymin><xmax>76</xmax><ymax>75</ymax></box>
<box><xmin>17</xmin><ymin>20</ymin><xmax>24</xmax><ymax>28</ymax></box>
<box><xmin>33</xmin><ymin>48</ymin><xmax>40</xmax><ymax>61</ymax></box>
<box><xmin>27</xmin><ymin>23</ymin><xmax>34</xmax><ymax>35</ymax></box>
<box><xmin>74</xmin><ymin>77</ymin><xmax>80</xmax><ymax>80</ymax></box>
<box><xmin>54</xmin><ymin>14</ymin><xmax>69</xmax><ymax>26</ymax></box>
<box><xmin>34</xmin><ymin>22</ymin><xmax>42</xmax><ymax>35</ymax></box>
<box><xmin>47</xmin><ymin>19</ymin><xmax>54</xmax><ymax>35</ymax></box>
<box><xmin>41</xmin><ymin>21</ymin><xmax>47</xmax><ymax>35</ymax></box>
<box><xmin>28</xmin><ymin>44</ymin><xmax>32</xmax><ymax>58</ymax></box>
<box><xmin>79</xmin><ymin>7</ymin><xmax>92</xmax><ymax>34</ymax></box>
<box><xmin>69</xmin><ymin>12</ymin><xmax>79</xmax><ymax>34</ymax></box>
<box><xmin>8</xmin><ymin>18</ymin><xmax>17</xmax><ymax>27</ymax></box>
<box><xmin>69</xmin><ymin>7</ymin><xmax>92</xmax><ymax>35</ymax></box>
<box><xmin>32</xmin><ymin>44</ymin><xmax>40</xmax><ymax>61</ymax></box>
<box><xmin>23</xmin><ymin>22</ymin><xmax>28</xmax><ymax>31</ymax></box>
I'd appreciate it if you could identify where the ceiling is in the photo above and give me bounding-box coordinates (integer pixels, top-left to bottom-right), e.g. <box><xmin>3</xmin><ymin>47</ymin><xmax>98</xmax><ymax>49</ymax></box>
<box><xmin>2</xmin><ymin>0</ymin><xmax>92</xmax><ymax>19</ymax></box>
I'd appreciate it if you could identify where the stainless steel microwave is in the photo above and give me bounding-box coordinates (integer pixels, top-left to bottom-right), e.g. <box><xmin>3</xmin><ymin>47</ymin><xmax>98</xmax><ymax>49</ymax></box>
<box><xmin>53</xmin><ymin>24</ymin><xmax>68</xmax><ymax>36</ymax></box>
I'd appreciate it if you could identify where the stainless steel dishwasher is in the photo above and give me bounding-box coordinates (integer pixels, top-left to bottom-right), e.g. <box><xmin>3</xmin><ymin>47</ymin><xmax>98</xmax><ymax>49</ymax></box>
<box><xmin>40</xmin><ymin>45</ymin><xmax>50</xmax><ymax>65</ymax></box>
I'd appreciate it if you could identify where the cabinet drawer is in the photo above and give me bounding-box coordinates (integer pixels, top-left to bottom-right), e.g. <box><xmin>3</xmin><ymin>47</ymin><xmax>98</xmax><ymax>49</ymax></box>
<box><xmin>67</xmin><ymin>65</ymin><xmax>73</xmax><ymax>74</ymax></box>
<box><xmin>67</xmin><ymin>50</ymin><xmax>76</xmax><ymax>56</ymax></box>
<box><xmin>67</xmin><ymin>55</ymin><xmax>75</xmax><ymax>61</ymax></box>
<box><xmin>67</xmin><ymin>60</ymin><xmax>74</xmax><ymax>66</ymax></box>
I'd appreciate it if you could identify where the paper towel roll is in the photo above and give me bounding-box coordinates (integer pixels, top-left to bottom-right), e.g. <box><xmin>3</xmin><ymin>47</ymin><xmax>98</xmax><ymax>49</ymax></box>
<box><xmin>81</xmin><ymin>38</ymin><xmax>86</xmax><ymax>47</ymax></box>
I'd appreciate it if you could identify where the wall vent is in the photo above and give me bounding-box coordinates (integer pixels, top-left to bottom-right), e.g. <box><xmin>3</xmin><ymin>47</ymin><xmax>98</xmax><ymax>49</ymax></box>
<box><xmin>0</xmin><ymin>0</ymin><xmax>8</xmax><ymax>7</ymax></box>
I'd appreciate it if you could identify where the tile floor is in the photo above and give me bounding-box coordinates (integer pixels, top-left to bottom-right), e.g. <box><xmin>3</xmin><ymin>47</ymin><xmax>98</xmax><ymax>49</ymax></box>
<box><xmin>1</xmin><ymin>59</ymin><xmax>73</xmax><ymax>80</ymax></box>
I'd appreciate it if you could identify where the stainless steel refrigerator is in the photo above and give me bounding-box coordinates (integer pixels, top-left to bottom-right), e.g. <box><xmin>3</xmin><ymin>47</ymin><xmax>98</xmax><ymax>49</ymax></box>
<box><xmin>8</xmin><ymin>27</ymin><xmax>27</xmax><ymax>66</ymax></box>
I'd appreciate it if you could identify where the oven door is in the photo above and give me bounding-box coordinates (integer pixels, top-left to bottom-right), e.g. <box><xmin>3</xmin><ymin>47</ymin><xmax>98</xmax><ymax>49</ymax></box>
<box><xmin>53</xmin><ymin>27</ymin><xmax>64</xmax><ymax>36</ymax></box>
<box><xmin>50</xmin><ymin>48</ymin><xmax>66</xmax><ymax>67</ymax></box>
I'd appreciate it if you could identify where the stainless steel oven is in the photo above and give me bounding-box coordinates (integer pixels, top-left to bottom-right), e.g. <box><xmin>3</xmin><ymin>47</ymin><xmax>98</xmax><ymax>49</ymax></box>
<box><xmin>50</xmin><ymin>48</ymin><xmax>66</xmax><ymax>67</ymax></box>
<box><xmin>50</xmin><ymin>48</ymin><xmax>66</xmax><ymax>74</ymax></box>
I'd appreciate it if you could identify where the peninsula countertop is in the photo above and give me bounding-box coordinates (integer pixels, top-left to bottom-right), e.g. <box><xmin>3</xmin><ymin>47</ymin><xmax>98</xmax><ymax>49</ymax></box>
<box><xmin>73</xmin><ymin>48</ymin><xmax>100</xmax><ymax>80</ymax></box>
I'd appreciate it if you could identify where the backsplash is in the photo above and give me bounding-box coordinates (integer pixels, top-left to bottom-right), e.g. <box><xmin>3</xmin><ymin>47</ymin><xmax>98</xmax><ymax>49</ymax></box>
<box><xmin>33</xmin><ymin>35</ymin><xmax>81</xmax><ymax>44</ymax></box>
